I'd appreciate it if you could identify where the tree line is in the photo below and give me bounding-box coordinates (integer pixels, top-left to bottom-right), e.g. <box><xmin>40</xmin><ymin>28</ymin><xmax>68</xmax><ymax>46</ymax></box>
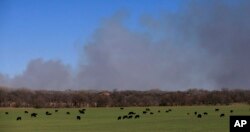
<box><xmin>0</xmin><ymin>86</ymin><xmax>249</xmax><ymax>108</ymax></box>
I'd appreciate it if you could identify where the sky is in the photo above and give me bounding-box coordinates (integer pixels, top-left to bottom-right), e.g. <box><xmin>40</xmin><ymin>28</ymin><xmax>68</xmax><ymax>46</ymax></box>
<box><xmin>0</xmin><ymin>0</ymin><xmax>181</xmax><ymax>77</ymax></box>
<box><xmin>1</xmin><ymin>0</ymin><xmax>250</xmax><ymax>91</ymax></box>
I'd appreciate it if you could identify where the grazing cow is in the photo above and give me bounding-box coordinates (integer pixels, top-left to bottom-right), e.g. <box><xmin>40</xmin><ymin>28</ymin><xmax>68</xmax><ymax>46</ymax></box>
<box><xmin>46</xmin><ymin>111</ymin><xmax>52</xmax><ymax>115</ymax></box>
<box><xmin>120</xmin><ymin>107</ymin><xmax>124</xmax><ymax>110</ymax></box>
<box><xmin>66</xmin><ymin>112</ymin><xmax>70</xmax><ymax>115</ymax></box>
<box><xmin>24</xmin><ymin>111</ymin><xmax>28</xmax><ymax>114</ymax></box>
<box><xmin>123</xmin><ymin>115</ymin><xmax>128</xmax><ymax>119</ymax></box>
<box><xmin>5</xmin><ymin>112</ymin><xmax>8</xmax><ymax>115</ymax></box>
<box><xmin>150</xmin><ymin>112</ymin><xmax>154</xmax><ymax>115</ymax></box>
<box><xmin>55</xmin><ymin>110</ymin><xmax>58</xmax><ymax>112</ymax></box>
<box><xmin>82</xmin><ymin>108</ymin><xmax>86</xmax><ymax>111</ymax></box>
<box><xmin>215</xmin><ymin>108</ymin><xmax>219</xmax><ymax>112</ymax></box>
<box><xmin>146</xmin><ymin>108</ymin><xmax>150</xmax><ymax>111</ymax></box>
<box><xmin>16</xmin><ymin>116</ymin><xmax>22</xmax><ymax>121</ymax></box>
<box><xmin>135</xmin><ymin>115</ymin><xmax>140</xmax><ymax>119</ymax></box>
<box><xmin>197</xmin><ymin>114</ymin><xmax>202</xmax><ymax>118</ymax></box>
<box><xmin>79</xmin><ymin>109</ymin><xmax>85</xmax><ymax>114</ymax></box>
<box><xmin>158</xmin><ymin>110</ymin><xmax>161</xmax><ymax>113</ymax></box>
<box><xmin>166</xmin><ymin>109</ymin><xmax>172</xmax><ymax>113</ymax></box>
<box><xmin>128</xmin><ymin>115</ymin><xmax>133</xmax><ymax>119</ymax></box>
<box><xmin>203</xmin><ymin>112</ymin><xmax>208</xmax><ymax>115</ymax></box>
<box><xmin>143</xmin><ymin>111</ymin><xmax>147</xmax><ymax>114</ymax></box>
<box><xmin>220</xmin><ymin>113</ymin><xmax>225</xmax><ymax>117</ymax></box>
<box><xmin>128</xmin><ymin>112</ymin><xmax>135</xmax><ymax>115</ymax></box>
<box><xmin>117</xmin><ymin>116</ymin><xmax>122</xmax><ymax>120</ymax></box>
<box><xmin>230</xmin><ymin>110</ymin><xmax>233</xmax><ymax>113</ymax></box>
<box><xmin>31</xmin><ymin>113</ymin><xmax>37</xmax><ymax>117</ymax></box>
<box><xmin>76</xmin><ymin>116</ymin><xmax>81</xmax><ymax>120</ymax></box>
<box><xmin>194</xmin><ymin>112</ymin><xmax>197</xmax><ymax>115</ymax></box>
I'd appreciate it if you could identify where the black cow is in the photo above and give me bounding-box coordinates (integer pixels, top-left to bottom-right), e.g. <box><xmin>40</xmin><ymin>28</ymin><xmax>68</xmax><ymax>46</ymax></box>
<box><xmin>55</xmin><ymin>110</ymin><xmax>58</xmax><ymax>112</ymax></box>
<box><xmin>194</xmin><ymin>112</ymin><xmax>197</xmax><ymax>115</ymax></box>
<box><xmin>215</xmin><ymin>108</ymin><xmax>219</xmax><ymax>112</ymax></box>
<box><xmin>128</xmin><ymin>115</ymin><xmax>133</xmax><ymax>119</ymax></box>
<box><xmin>117</xmin><ymin>116</ymin><xmax>122</xmax><ymax>120</ymax></box>
<box><xmin>166</xmin><ymin>109</ymin><xmax>172</xmax><ymax>113</ymax></box>
<box><xmin>143</xmin><ymin>111</ymin><xmax>147</xmax><ymax>114</ymax></box>
<box><xmin>79</xmin><ymin>109</ymin><xmax>86</xmax><ymax>112</ymax></box>
<box><xmin>203</xmin><ymin>112</ymin><xmax>208</xmax><ymax>115</ymax></box>
<box><xmin>230</xmin><ymin>110</ymin><xmax>233</xmax><ymax>113</ymax></box>
<box><xmin>31</xmin><ymin>113</ymin><xmax>37</xmax><ymax>117</ymax></box>
<box><xmin>16</xmin><ymin>116</ymin><xmax>22</xmax><ymax>121</ymax></box>
<box><xmin>150</xmin><ymin>112</ymin><xmax>154</xmax><ymax>115</ymax></box>
<box><xmin>135</xmin><ymin>115</ymin><xmax>140</xmax><ymax>119</ymax></box>
<box><xmin>76</xmin><ymin>116</ymin><xmax>81</xmax><ymax>120</ymax></box>
<box><xmin>197</xmin><ymin>114</ymin><xmax>202</xmax><ymax>118</ymax></box>
<box><xmin>46</xmin><ymin>111</ymin><xmax>52</xmax><ymax>115</ymax></box>
<box><xmin>79</xmin><ymin>109</ymin><xmax>85</xmax><ymax>114</ymax></box>
<box><xmin>158</xmin><ymin>110</ymin><xmax>161</xmax><ymax>113</ymax></box>
<box><xmin>120</xmin><ymin>107</ymin><xmax>124</xmax><ymax>110</ymax></box>
<box><xmin>220</xmin><ymin>113</ymin><xmax>225</xmax><ymax>117</ymax></box>
<box><xmin>146</xmin><ymin>108</ymin><xmax>150</xmax><ymax>111</ymax></box>
<box><xmin>128</xmin><ymin>112</ymin><xmax>135</xmax><ymax>115</ymax></box>
<box><xmin>123</xmin><ymin>115</ymin><xmax>128</xmax><ymax>119</ymax></box>
<box><xmin>5</xmin><ymin>112</ymin><xmax>8</xmax><ymax>115</ymax></box>
<box><xmin>24</xmin><ymin>111</ymin><xmax>28</xmax><ymax>114</ymax></box>
<box><xmin>66</xmin><ymin>112</ymin><xmax>70</xmax><ymax>115</ymax></box>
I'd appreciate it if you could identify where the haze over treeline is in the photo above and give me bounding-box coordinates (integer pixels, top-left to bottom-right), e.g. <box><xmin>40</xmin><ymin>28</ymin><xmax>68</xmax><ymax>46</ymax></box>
<box><xmin>0</xmin><ymin>87</ymin><xmax>250</xmax><ymax>108</ymax></box>
<box><xmin>1</xmin><ymin>0</ymin><xmax>250</xmax><ymax>90</ymax></box>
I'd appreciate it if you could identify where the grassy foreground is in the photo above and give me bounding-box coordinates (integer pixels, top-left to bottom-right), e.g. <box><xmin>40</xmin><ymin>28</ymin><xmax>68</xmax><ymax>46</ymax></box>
<box><xmin>0</xmin><ymin>104</ymin><xmax>249</xmax><ymax>132</ymax></box>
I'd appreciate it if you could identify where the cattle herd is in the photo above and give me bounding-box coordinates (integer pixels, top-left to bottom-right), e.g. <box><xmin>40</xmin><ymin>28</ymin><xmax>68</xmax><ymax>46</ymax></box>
<box><xmin>116</xmin><ymin>107</ymin><xmax>239</xmax><ymax>121</ymax></box>
<box><xmin>1</xmin><ymin>108</ymin><xmax>87</xmax><ymax>121</ymax></box>
<box><xmin>1</xmin><ymin>107</ymin><xmax>248</xmax><ymax>121</ymax></box>
<box><xmin>117</xmin><ymin>107</ymin><xmax>173</xmax><ymax>121</ymax></box>
<box><xmin>187</xmin><ymin>108</ymin><xmax>232</xmax><ymax>119</ymax></box>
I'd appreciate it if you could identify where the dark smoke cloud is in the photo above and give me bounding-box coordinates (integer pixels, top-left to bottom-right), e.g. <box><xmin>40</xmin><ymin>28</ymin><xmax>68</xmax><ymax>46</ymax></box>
<box><xmin>174</xmin><ymin>0</ymin><xmax>250</xmax><ymax>89</ymax></box>
<box><xmin>1</xmin><ymin>0</ymin><xmax>250</xmax><ymax>90</ymax></box>
<box><xmin>192</xmin><ymin>1</ymin><xmax>250</xmax><ymax>89</ymax></box>
<box><xmin>77</xmin><ymin>0</ymin><xmax>250</xmax><ymax>90</ymax></box>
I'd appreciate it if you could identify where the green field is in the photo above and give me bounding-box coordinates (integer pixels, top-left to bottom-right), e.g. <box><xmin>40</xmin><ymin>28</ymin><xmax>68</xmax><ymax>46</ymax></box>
<box><xmin>0</xmin><ymin>104</ymin><xmax>249</xmax><ymax>132</ymax></box>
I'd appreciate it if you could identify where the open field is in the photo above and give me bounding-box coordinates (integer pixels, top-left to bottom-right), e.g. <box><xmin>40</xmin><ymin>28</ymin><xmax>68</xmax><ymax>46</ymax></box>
<box><xmin>0</xmin><ymin>104</ymin><xmax>249</xmax><ymax>132</ymax></box>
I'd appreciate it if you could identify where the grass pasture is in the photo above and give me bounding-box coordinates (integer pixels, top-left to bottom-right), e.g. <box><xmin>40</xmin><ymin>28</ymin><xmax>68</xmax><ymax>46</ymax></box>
<box><xmin>0</xmin><ymin>104</ymin><xmax>249</xmax><ymax>132</ymax></box>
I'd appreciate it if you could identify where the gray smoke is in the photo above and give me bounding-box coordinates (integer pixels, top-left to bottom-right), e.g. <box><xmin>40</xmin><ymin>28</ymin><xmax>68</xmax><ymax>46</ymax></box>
<box><xmin>1</xmin><ymin>0</ymin><xmax>250</xmax><ymax>90</ymax></box>
<box><xmin>9</xmin><ymin>59</ymin><xmax>72</xmax><ymax>90</ymax></box>
<box><xmin>76</xmin><ymin>13</ymin><xmax>213</xmax><ymax>90</ymax></box>
<box><xmin>196</xmin><ymin>1</ymin><xmax>250</xmax><ymax>89</ymax></box>
<box><xmin>177</xmin><ymin>0</ymin><xmax>250</xmax><ymax>89</ymax></box>
<box><xmin>77</xmin><ymin>0</ymin><xmax>250</xmax><ymax>90</ymax></box>
<box><xmin>0</xmin><ymin>73</ymin><xmax>9</xmax><ymax>86</ymax></box>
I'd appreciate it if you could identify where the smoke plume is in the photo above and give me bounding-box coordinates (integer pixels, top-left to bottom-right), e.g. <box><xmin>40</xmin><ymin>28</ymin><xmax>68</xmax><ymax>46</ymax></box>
<box><xmin>1</xmin><ymin>0</ymin><xmax>250</xmax><ymax>90</ymax></box>
<box><xmin>9</xmin><ymin>59</ymin><xmax>72</xmax><ymax>90</ymax></box>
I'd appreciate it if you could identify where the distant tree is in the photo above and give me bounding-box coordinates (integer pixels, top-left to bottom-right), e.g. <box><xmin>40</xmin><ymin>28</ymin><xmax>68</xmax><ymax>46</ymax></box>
<box><xmin>0</xmin><ymin>87</ymin><xmax>249</xmax><ymax>108</ymax></box>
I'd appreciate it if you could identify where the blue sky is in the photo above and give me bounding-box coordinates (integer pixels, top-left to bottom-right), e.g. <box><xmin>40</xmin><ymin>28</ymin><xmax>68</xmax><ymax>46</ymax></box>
<box><xmin>0</xmin><ymin>0</ymin><xmax>181</xmax><ymax>77</ymax></box>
